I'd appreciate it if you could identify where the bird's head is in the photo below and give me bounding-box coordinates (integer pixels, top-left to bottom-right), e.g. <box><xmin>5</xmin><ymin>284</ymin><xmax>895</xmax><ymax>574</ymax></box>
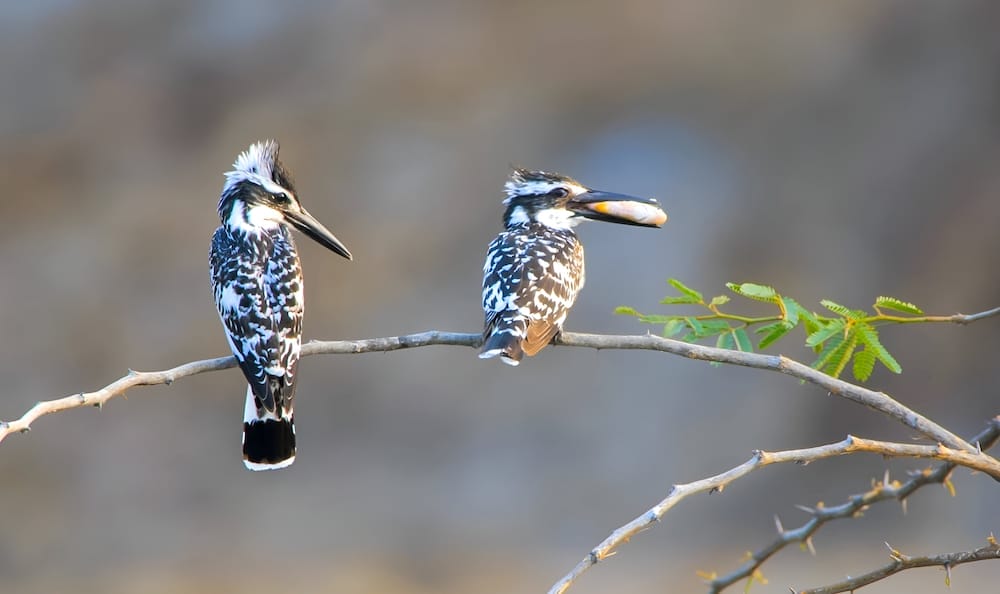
<box><xmin>219</xmin><ymin>140</ymin><xmax>352</xmax><ymax>260</ymax></box>
<box><xmin>502</xmin><ymin>167</ymin><xmax>666</xmax><ymax>230</ymax></box>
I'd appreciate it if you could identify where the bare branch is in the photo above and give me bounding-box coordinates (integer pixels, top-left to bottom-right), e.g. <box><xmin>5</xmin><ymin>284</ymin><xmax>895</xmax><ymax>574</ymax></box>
<box><xmin>0</xmin><ymin>355</ymin><xmax>237</xmax><ymax>443</ymax></box>
<box><xmin>0</xmin><ymin>330</ymin><xmax>478</xmax><ymax>443</ymax></box>
<box><xmin>947</xmin><ymin>305</ymin><xmax>1000</xmax><ymax>324</ymax></box>
<box><xmin>797</xmin><ymin>540</ymin><xmax>1000</xmax><ymax>594</ymax></box>
<box><xmin>706</xmin><ymin>418</ymin><xmax>1000</xmax><ymax>592</ymax></box>
<box><xmin>546</xmin><ymin>333</ymin><xmax>977</xmax><ymax>452</ymax></box>
<box><xmin>546</xmin><ymin>419</ymin><xmax>1000</xmax><ymax>594</ymax></box>
<box><xmin>0</xmin><ymin>330</ymin><xmax>988</xmax><ymax>453</ymax></box>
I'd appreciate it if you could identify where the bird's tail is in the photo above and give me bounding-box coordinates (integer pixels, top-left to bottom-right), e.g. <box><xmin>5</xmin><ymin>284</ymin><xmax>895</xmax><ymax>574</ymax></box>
<box><xmin>242</xmin><ymin>386</ymin><xmax>296</xmax><ymax>471</ymax></box>
<box><xmin>479</xmin><ymin>318</ymin><xmax>526</xmax><ymax>366</ymax></box>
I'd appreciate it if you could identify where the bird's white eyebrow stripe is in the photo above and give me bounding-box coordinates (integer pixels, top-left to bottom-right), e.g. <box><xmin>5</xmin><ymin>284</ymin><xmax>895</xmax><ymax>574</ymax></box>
<box><xmin>223</xmin><ymin>170</ymin><xmax>292</xmax><ymax>197</ymax></box>
<box><xmin>503</xmin><ymin>180</ymin><xmax>588</xmax><ymax>203</ymax></box>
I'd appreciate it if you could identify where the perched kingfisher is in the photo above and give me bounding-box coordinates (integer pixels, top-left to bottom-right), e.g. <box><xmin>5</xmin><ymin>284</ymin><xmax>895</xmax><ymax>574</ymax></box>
<box><xmin>210</xmin><ymin>140</ymin><xmax>352</xmax><ymax>470</ymax></box>
<box><xmin>480</xmin><ymin>168</ymin><xmax>666</xmax><ymax>366</ymax></box>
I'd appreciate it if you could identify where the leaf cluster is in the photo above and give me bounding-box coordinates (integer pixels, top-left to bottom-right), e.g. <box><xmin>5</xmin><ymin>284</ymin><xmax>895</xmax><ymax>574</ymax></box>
<box><xmin>616</xmin><ymin>280</ymin><xmax>927</xmax><ymax>382</ymax></box>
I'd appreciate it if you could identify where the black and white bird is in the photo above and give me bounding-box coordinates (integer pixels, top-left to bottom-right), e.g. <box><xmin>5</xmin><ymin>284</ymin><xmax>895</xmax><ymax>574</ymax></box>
<box><xmin>210</xmin><ymin>140</ymin><xmax>352</xmax><ymax>470</ymax></box>
<box><xmin>481</xmin><ymin>168</ymin><xmax>666</xmax><ymax>366</ymax></box>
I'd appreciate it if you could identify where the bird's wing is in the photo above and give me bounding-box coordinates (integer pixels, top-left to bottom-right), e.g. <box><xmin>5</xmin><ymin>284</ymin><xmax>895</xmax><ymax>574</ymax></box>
<box><xmin>520</xmin><ymin>240</ymin><xmax>584</xmax><ymax>355</ymax></box>
<box><xmin>263</xmin><ymin>235</ymin><xmax>304</xmax><ymax>391</ymax></box>
<box><xmin>211</xmin><ymin>230</ymin><xmax>284</xmax><ymax>413</ymax></box>
<box><xmin>482</xmin><ymin>230</ymin><xmax>584</xmax><ymax>353</ymax></box>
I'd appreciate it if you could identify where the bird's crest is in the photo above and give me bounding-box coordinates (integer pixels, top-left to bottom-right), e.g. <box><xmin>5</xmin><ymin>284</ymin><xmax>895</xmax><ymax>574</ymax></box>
<box><xmin>223</xmin><ymin>140</ymin><xmax>294</xmax><ymax>199</ymax></box>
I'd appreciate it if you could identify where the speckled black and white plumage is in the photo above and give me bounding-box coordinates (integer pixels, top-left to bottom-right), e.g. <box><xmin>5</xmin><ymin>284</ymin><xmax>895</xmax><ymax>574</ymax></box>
<box><xmin>482</xmin><ymin>223</ymin><xmax>585</xmax><ymax>364</ymax></box>
<box><xmin>211</xmin><ymin>140</ymin><xmax>351</xmax><ymax>470</ymax></box>
<box><xmin>480</xmin><ymin>168</ymin><xmax>662</xmax><ymax>366</ymax></box>
<box><xmin>480</xmin><ymin>168</ymin><xmax>592</xmax><ymax>366</ymax></box>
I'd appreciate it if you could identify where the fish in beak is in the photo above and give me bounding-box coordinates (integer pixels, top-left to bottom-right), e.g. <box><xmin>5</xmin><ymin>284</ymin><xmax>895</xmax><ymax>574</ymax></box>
<box><xmin>567</xmin><ymin>190</ymin><xmax>667</xmax><ymax>228</ymax></box>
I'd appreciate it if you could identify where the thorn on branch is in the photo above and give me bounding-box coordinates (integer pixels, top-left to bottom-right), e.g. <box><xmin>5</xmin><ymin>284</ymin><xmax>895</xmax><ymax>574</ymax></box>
<box><xmin>804</xmin><ymin>537</ymin><xmax>816</xmax><ymax>556</ymax></box>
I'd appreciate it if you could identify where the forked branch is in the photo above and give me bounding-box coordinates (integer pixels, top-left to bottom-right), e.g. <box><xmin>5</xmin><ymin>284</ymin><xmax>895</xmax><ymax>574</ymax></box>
<box><xmin>705</xmin><ymin>418</ymin><xmax>1000</xmax><ymax>592</ymax></box>
<box><xmin>547</xmin><ymin>419</ymin><xmax>1000</xmax><ymax>594</ymax></box>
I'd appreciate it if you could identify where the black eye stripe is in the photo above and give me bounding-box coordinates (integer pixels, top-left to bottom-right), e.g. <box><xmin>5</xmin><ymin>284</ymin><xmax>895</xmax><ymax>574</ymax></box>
<box><xmin>550</xmin><ymin>187</ymin><xmax>568</xmax><ymax>198</ymax></box>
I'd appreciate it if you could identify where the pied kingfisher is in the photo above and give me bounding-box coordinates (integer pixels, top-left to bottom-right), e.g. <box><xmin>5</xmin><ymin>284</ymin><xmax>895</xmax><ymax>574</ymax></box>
<box><xmin>210</xmin><ymin>141</ymin><xmax>352</xmax><ymax>470</ymax></box>
<box><xmin>480</xmin><ymin>168</ymin><xmax>666</xmax><ymax>366</ymax></box>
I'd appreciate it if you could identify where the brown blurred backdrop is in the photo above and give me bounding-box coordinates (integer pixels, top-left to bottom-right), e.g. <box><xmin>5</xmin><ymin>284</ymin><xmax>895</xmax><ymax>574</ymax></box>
<box><xmin>1</xmin><ymin>1</ymin><xmax>998</xmax><ymax>592</ymax></box>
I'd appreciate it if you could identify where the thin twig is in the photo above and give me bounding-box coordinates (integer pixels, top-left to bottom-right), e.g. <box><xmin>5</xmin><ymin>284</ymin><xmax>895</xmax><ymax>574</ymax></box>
<box><xmin>0</xmin><ymin>331</ymin><xmax>986</xmax><ymax>453</ymax></box>
<box><xmin>546</xmin><ymin>420</ymin><xmax>1000</xmax><ymax>594</ymax></box>
<box><xmin>797</xmin><ymin>540</ymin><xmax>1000</xmax><ymax>594</ymax></box>
<box><xmin>706</xmin><ymin>418</ymin><xmax>1000</xmax><ymax>592</ymax></box>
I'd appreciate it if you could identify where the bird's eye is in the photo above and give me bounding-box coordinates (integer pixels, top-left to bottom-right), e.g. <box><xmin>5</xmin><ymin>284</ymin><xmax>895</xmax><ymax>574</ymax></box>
<box><xmin>274</xmin><ymin>192</ymin><xmax>291</xmax><ymax>203</ymax></box>
<box><xmin>550</xmin><ymin>187</ymin><xmax>569</xmax><ymax>198</ymax></box>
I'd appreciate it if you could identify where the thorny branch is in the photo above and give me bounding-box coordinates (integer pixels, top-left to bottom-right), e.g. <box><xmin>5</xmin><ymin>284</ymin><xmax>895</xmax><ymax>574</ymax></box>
<box><xmin>1</xmin><ymin>324</ymin><xmax>997</xmax><ymax>594</ymax></box>
<box><xmin>705</xmin><ymin>419</ymin><xmax>1000</xmax><ymax>593</ymax></box>
<box><xmin>798</xmin><ymin>539</ymin><xmax>1000</xmax><ymax>594</ymax></box>
<box><xmin>546</xmin><ymin>419</ymin><xmax>1000</xmax><ymax>594</ymax></box>
<box><xmin>0</xmin><ymin>330</ymin><xmax>984</xmax><ymax>453</ymax></box>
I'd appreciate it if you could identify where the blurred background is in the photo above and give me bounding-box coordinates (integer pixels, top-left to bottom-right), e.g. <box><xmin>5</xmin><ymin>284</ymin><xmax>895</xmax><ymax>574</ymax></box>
<box><xmin>1</xmin><ymin>1</ymin><xmax>998</xmax><ymax>592</ymax></box>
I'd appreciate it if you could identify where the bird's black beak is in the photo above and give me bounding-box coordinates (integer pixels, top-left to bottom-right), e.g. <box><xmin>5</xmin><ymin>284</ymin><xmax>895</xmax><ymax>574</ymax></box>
<box><xmin>567</xmin><ymin>190</ymin><xmax>668</xmax><ymax>228</ymax></box>
<box><xmin>285</xmin><ymin>207</ymin><xmax>353</xmax><ymax>260</ymax></box>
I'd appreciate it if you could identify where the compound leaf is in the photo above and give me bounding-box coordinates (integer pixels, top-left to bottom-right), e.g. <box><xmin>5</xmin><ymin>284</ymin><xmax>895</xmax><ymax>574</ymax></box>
<box><xmin>875</xmin><ymin>296</ymin><xmax>924</xmax><ymax>316</ymax></box>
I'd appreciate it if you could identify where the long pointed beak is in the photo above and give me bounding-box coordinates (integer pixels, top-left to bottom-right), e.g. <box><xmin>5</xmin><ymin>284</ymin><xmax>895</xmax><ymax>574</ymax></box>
<box><xmin>285</xmin><ymin>207</ymin><xmax>353</xmax><ymax>260</ymax></box>
<box><xmin>567</xmin><ymin>190</ymin><xmax>668</xmax><ymax>228</ymax></box>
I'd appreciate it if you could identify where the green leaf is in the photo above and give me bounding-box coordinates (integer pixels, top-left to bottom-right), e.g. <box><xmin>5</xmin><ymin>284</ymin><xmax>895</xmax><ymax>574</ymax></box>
<box><xmin>727</xmin><ymin>282</ymin><xmax>779</xmax><ymax>303</ymax></box>
<box><xmin>660</xmin><ymin>295</ymin><xmax>701</xmax><ymax>305</ymax></box>
<box><xmin>709</xmin><ymin>294</ymin><xmax>731</xmax><ymax>307</ymax></box>
<box><xmin>686</xmin><ymin>316</ymin><xmax>705</xmax><ymax>334</ymax></box>
<box><xmin>820</xmin><ymin>299</ymin><xmax>851</xmax><ymax>316</ymax></box>
<box><xmin>681</xmin><ymin>316</ymin><xmax>705</xmax><ymax>341</ymax></box>
<box><xmin>805</xmin><ymin>319</ymin><xmax>846</xmax><ymax>347</ymax></box>
<box><xmin>733</xmin><ymin>328</ymin><xmax>753</xmax><ymax>352</ymax></box>
<box><xmin>662</xmin><ymin>318</ymin><xmax>686</xmax><ymax>338</ymax></box>
<box><xmin>668</xmin><ymin>278</ymin><xmax>703</xmax><ymax>303</ymax></box>
<box><xmin>695</xmin><ymin>319</ymin><xmax>735</xmax><ymax>339</ymax></box>
<box><xmin>716</xmin><ymin>332</ymin><xmax>736</xmax><ymax>350</ymax></box>
<box><xmin>855</xmin><ymin>323</ymin><xmax>902</xmax><ymax>374</ymax></box>
<box><xmin>637</xmin><ymin>314</ymin><xmax>681</xmax><ymax>325</ymax></box>
<box><xmin>827</xmin><ymin>334</ymin><xmax>859</xmax><ymax>378</ymax></box>
<box><xmin>812</xmin><ymin>333</ymin><xmax>845</xmax><ymax>370</ymax></box>
<box><xmin>755</xmin><ymin>322</ymin><xmax>792</xmax><ymax>350</ymax></box>
<box><xmin>875</xmin><ymin>296</ymin><xmax>924</xmax><ymax>315</ymax></box>
<box><xmin>780</xmin><ymin>297</ymin><xmax>801</xmax><ymax>326</ymax></box>
<box><xmin>813</xmin><ymin>331</ymin><xmax>858</xmax><ymax>379</ymax></box>
<box><xmin>821</xmin><ymin>299</ymin><xmax>866</xmax><ymax>320</ymax></box>
<box><xmin>852</xmin><ymin>347</ymin><xmax>877</xmax><ymax>382</ymax></box>
<box><xmin>614</xmin><ymin>306</ymin><xmax>640</xmax><ymax>316</ymax></box>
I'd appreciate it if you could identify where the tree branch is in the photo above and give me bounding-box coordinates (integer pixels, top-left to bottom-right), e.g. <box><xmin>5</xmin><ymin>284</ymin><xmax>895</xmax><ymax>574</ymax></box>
<box><xmin>0</xmin><ymin>331</ymin><xmax>987</xmax><ymax>453</ymax></box>
<box><xmin>945</xmin><ymin>305</ymin><xmax>1000</xmax><ymax>324</ymax></box>
<box><xmin>706</xmin><ymin>418</ymin><xmax>1000</xmax><ymax>592</ymax></box>
<box><xmin>546</xmin><ymin>419</ymin><xmax>1000</xmax><ymax>594</ymax></box>
<box><xmin>798</xmin><ymin>540</ymin><xmax>1000</xmax><ymax>594</ymax></box>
